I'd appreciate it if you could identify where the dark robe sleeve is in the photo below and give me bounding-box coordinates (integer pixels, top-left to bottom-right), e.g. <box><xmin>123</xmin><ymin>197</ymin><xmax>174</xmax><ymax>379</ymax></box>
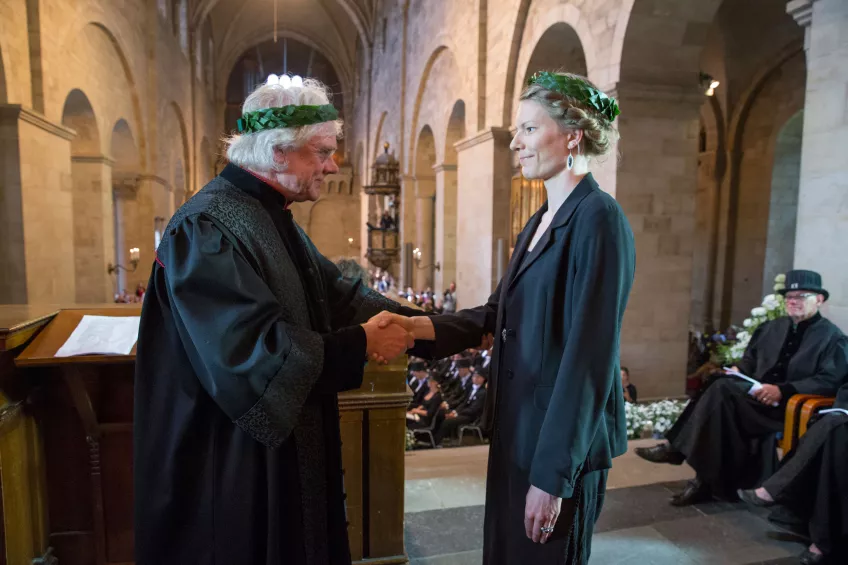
<box><xmin>530</xmin><ymin>205</ymin><xmax>634</xmax><ymax>499</ymax></box>
<box><xmin>736</xmin><ymin>324</ymin><xmax>765</xmax><ymax>377</ymax></box>
<box><xmin>780</xmin><ymin>335</ymin><xmax>848</xmax><ymax>398</ymax></box>
<box><xmin>406</xmin><ymin>279</ymin><xmax>502</xmax><ymax>360</ymax></box>
<box><xmin>160</xmin><ymin>215</ymin><xmax>366</xmax><ymax>449</ymax></box>
<box><xmin>311</xmin><ymin>248</ymin><xmax>425</xmax><ymax>327</ymax></box>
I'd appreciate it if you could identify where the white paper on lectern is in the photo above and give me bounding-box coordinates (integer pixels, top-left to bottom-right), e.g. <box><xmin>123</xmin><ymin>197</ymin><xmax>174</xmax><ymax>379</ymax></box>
<box><xmin>55</xmin><ymin>315</ymin><xmax>141</xmax><ymax>357</ymax></box>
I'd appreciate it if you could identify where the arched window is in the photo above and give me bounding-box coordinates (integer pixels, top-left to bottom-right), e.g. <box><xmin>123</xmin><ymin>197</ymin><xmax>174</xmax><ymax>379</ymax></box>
<box><xmin>177</xmin><ymin>0</ymin><xmax>188</xmax><ymax>55</ymax></box>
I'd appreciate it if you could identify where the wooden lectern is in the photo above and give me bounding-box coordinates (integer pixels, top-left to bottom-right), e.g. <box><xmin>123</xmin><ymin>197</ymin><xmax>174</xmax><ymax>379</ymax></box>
<box><xmin>0</xmin><ymin>305</ymin><xmax>411</xmax><ymax>565</ymax></box>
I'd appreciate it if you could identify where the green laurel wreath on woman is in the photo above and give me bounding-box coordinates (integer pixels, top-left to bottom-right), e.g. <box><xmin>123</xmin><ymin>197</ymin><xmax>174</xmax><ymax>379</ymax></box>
<box><xmin>527</xmin><ymin>72</ymin><xmax>620</xmax><ymax>122</ymax></box>
<box><xmin>237</xmin><ymin>104</ymin><xmax>339</xmax><ymax>134</ymax></box>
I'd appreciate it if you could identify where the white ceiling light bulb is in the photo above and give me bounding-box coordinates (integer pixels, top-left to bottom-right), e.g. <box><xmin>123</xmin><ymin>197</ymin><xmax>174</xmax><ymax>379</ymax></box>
<box><xmin>280</xmin><ymin>75</ymin><xmax>292</xmax><ymax>88</ymax></box>
<box><xmin>710</xmin><ymin>80</ymin><xmax>720</xmax><ymax>90</ymax></box>
<box><xmin>266</xmin><ymin>74</ymin><xmax>279</xmax><ymax>85</ymax></box>
<box><xmin>291</xmin><ymin>75</ymin><xmax>303</xmax><ymax>87</ymax></box>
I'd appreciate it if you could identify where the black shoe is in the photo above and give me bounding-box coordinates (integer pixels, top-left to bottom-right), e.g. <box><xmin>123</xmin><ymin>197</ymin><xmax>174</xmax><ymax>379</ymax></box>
<box><xmin>799</xmin><ymin>548</ymin><xmax>827</xmax><ymax>565</ymax></box>
<box><xmin>670</xmin><ymin>478</ymin><xmax>713</xmax><ymax>507</ymax></box>
<box><xmin>738</xmin><ymin>488</ymin><xmax>775</xmax><ymax>508</ymax></box>
<box><xmin>767</xmin><ymin>506</ymin><xmax>811</xmax><ymax>540</ymax></box>
<box><xmin>635</xmin><ymin>443</ymin><xmax>685</xmax><ymax>465</ymax></box>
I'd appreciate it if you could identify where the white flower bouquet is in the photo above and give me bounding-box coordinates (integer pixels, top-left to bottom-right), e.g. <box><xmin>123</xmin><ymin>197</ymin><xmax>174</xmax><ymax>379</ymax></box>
<box><xmin>625</xmin><ymin>399</ymin><xmax>689</xmax><ymax>440</ymax></box>
<box><xmin>716</xmin><ymin>274</ymin><xmax>788</xmax><ymax>365</ymax></box>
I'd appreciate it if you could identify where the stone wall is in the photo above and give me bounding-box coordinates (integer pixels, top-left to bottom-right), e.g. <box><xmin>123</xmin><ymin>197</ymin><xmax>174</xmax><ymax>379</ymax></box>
<box><xmin>0</xmin><ymin>0</ymin><xmax>219</xmax><ymax>304</ymax></box>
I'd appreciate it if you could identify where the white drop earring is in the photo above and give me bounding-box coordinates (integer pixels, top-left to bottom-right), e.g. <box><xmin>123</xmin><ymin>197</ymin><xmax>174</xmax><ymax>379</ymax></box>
<box><xmin>567</xmin><ymin>146</ymin><xmax>574</xmax><ymax>171</ymax></box>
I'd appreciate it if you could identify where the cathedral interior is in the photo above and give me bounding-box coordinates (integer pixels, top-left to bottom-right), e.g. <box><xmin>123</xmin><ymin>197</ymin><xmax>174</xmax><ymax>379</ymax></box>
<box><xmin>0</xmin><ymin>0</ymin><xmax>846</xmax><ymax>564</ymax></box>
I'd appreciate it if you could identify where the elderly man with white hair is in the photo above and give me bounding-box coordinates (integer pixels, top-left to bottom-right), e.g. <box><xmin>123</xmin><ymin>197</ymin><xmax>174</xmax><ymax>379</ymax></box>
<box><xmin>134</xmin><ymin>76</ymin><xmax>425</xmax><ymax>565</ymax></box>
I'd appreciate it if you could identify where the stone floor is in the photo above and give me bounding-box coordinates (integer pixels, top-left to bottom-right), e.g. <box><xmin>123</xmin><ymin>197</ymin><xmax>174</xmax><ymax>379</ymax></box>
<box><xmin>403</xmin><ymin>440</ymin><xmax>809</xmax><ymax>564</ymax></box>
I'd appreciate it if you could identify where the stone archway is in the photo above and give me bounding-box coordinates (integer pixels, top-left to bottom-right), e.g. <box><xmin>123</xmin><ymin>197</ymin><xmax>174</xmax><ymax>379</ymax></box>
<box><xmin>0</xmin><ymin>42</ymin><xmax>6</xmax><ymax>104</ymax></box>
<box><xmin>199</xmin><ymin>137</ymin><xmax>215</xmax><ymax>188</ymax></box>
<box><xmin>62</xmin><ymin>89</ymin><xmax>111</xmax><ymax>303</ymax></box>
<box><xmin>110</xmin><ymin>119</ymin><xmax>141</xmax><ymax>299</ymax></box>
<box><xmin>413</xmin><ymin>126</ymin><xmax>437</xmax><ymax>292</ymax></box>
<box><xmin>435</xmin><ymin>100</ymin><xmax>465</xmax><ymax>293</ymax></box>
<box><xmin>513</xmin><ymin>22</ymin><xmax>588</xmax><ymax>116</ymax></box>
<box><xmin>763</xmin><ymin>110</ymin><xmax>803</xmax><ymax>295</ymax></box>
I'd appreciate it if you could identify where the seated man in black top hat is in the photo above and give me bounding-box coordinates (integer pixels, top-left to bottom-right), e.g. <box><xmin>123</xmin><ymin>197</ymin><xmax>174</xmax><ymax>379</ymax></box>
<box><xmin>440</xmin><ymin>357</ymin><xmax>474</xmax><ymax>410</ymax></box>
<box><xmin>636</xmin><ymin>270</ymin><xmax>848</xmax><ymax>506</ymax></box>
<box><xmin>738</xmin><ymin>382</ymin><xmax>848</xmax><ymax>565</ymax></box>
<box><xmin>407</xmin><ymin>361</ymin><xmax>431</xmax><ymax>407</ymax></box>
<box><xmin>434</xmin><ymin>369</ymin><xmax>488</xmax><ymax>445</ymax></box>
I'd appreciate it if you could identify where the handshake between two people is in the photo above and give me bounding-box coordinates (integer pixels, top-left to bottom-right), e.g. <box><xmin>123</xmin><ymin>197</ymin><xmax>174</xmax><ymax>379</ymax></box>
<box><xmin>361</xmin><ymin>312</ymin><xmax>436</xmax><ymax>365</ymax></box>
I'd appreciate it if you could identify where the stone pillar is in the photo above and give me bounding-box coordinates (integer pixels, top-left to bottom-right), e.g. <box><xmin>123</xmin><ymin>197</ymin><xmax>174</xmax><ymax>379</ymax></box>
<box><xmin>399</xmin><ymin>174</ymin><xmax>416</xmax><ymax>290</ymax></box>
<box><xmin>788</xmin><ymin>0</ymin><xmax>848</xmax><ymax>330</ymax></box>
<box><xmin>0</xmin><ymin>104</ymin><xmax>75</xmax><ymax>304</ymax></box>
<box><xmin>71</xmin><ymin>155</ymin><xmax>117</xmax><ymax>303</ymax></box>
<box><xmin>414</xmin><ymin>175</ymin><xmax>435</xmax><ymax>291</ymax></box>
<box><xmin>454</xmin><ymin>128</ymin><xmax>512</xmax><ymax>309</ymax></box>
<box><xmin>115</xmin><ymin>175</ymin><xmax>159</xmax><ymax>293</ymax></box>
<box><xmin>613</xmin><ymin>82</ymin><xmax>703</xmax><ymax>399</ymax></box>
<box><xmin>433</xmin><ymin>163</ymin><xmax>458</xmax><ymax>294</ymax></box>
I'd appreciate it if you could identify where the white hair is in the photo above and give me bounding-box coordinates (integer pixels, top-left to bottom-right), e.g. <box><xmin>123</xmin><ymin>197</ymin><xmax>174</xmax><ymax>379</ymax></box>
<box><xmin>224</xmin><ymin>78</ymin><xmax>344</xmax><ymax>172</ymax></box>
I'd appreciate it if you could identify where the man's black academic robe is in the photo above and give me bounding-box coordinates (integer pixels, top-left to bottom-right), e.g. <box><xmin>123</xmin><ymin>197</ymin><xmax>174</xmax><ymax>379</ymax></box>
<box><xmin>764</xmin><ymin>383</ymin><xmax>848</xmax><ymax>559</ymax></box>
<box><xmin>134</xmin><ymin>165</ymin><xmax>419</xmax><ymax>565</ymax></box>
<box><xmin>665</xmin><ymin>313</ymin><xmax>848</xmax><ymax>494</ymax></box>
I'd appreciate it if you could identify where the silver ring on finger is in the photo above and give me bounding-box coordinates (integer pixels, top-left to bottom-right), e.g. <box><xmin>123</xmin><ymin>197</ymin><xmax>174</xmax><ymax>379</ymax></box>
<box><xmin>540</xmin><ymin>525</ymin><xmax>554</xmax><ymax>534</ymax></box>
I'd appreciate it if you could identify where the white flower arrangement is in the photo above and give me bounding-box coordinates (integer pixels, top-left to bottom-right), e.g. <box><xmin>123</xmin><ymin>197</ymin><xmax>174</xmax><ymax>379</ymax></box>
<box><xmin>716</xmin><ymin>274</ymin><xmax>788</xmax><ymax>364</ymax></box>
<box><xmin>625</xmin><ymin>399</ymin><xmax>689</xmax><ymax>440</ymax></box>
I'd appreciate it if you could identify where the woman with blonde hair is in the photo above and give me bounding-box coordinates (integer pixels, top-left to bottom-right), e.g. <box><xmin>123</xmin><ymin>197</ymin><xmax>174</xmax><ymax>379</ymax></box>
<box><xmin>387</xmin><ymin>71</ymin><xmax>635</xmax><ymax>564</ymax></box>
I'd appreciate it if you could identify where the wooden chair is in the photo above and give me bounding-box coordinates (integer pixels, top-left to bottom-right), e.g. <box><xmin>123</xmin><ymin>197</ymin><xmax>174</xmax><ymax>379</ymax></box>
<box><xmin>781</xmin><ymin>394</ymin><xmax>837</xmax><ymax>453</ymax></box>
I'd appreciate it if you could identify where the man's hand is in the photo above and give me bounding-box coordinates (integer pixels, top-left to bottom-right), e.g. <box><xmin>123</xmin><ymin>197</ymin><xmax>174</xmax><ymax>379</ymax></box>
<box><xmin>525</xmin><ymin>485</ymin><xmax>561</xmax><ymax>544</ymax></box>
<box><xmin>371</xmin><ymin>310</ymin><xmax>436</xmax><ymax>341</ymax></box>
<box><xmin>478</xmin><ymin>333</ymin><xmax>494</xmax><ymax>351</ymax></box>
<box><xmin>753</xmin><ymin>383</ymin><xmax>782</xmax><ymax>406</ymax></box>
<box><xmin>361</xmin><ymin>319</ymin><xmax>415</xmax><ymax>364</ymax></box>
<box><xmin>445</xmin><ymin>411</ymin><xmax>457</xmax><ymax>419</ymax></box>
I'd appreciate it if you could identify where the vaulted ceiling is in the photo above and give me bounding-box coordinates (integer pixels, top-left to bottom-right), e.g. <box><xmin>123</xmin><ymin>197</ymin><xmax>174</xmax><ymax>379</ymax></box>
<box><xmin>196</xmin><ymin>0</ymin><xmax>379</xmax><ymax>94</ymax></box>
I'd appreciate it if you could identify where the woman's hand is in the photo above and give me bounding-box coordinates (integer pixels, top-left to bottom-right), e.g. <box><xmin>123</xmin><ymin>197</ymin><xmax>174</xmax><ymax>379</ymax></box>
<box><xmin>524</xmin><ymin>485</ymin><xmax>561</xmax><ymax>544</ymax></box>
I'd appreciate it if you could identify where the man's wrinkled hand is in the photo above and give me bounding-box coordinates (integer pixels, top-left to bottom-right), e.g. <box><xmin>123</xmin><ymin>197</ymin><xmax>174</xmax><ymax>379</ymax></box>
<box><xmin>362</xmin><ymin>319</ymin><xmax>415</xmax><ymax>365</ymax></box>
<box><xmin>753</xmin><ymin>383</ymin><xmax>782</xmax><ymax>406</ymax></box>
<box><xmin>478</xmin><ymin>333</ymin><xmax>494</xmax><ymax>350</ymax></box>
<box><xmin>525</xmin><ymin>485</ymin><xmax>561</xmax><ymax>544</ymax></box>
<box><xmin>370</xmin><ymin>311</ymin><xmax>414</xmax><ymax>332</ymax></box>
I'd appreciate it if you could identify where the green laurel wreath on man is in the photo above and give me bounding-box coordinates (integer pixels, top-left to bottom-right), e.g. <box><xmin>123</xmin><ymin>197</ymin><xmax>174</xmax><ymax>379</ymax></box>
<box><xmin>527</xmin><ymin>72</ymin><xmax>620</xmax><ymax>122</ymax></box>
<box><xmin>237</xmin><ymin>104</ymin><xmax>339</xmax><ymax>134</ymax></box>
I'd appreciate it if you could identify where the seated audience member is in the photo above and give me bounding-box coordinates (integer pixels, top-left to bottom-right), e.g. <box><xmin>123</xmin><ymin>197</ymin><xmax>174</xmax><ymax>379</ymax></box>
<box><xmin>434</xmin><ymin>370</ymin><xmax>487</xmax><ymax>445</ymax></box>
<box><xmin>635</xmin><ymin>270</ymin><xmax>848</xmax><ymax>506</ymax></box>
<box><xmin>738</xmin><ymin>382</ymin><xmax>848</xmax><ymax>565</ymax></box>
<box><xmin>441</xmin><ymin>357</ymin><xmax>474</xmax><ymax>410</ymax></box>
<box><xmin>407</xmin><ymin>362</ymin><xmax>430</xmax><ymax>407</ymax></box>
<box><xmin>407</xmin><ymin>377</ymin><xmax>443</xmax><ymax>431</ymax></box>
<box><xmin>622</xmin><ymin>366</ymin><xmax>638</xmax><ymax>403</ymax></box>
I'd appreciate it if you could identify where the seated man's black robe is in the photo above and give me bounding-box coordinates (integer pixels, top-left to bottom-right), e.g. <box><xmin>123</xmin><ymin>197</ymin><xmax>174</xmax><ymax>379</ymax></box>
<box><xmin>134</xmin><ymin>164</ymin><xmax>420</xmax><ymax>565</ymax></box>
<box><xmin>763</xmin><ymin>384</ymin><xmax>848</xmax><ymax>560</ymax></box>
<box><xmin>666</xmin><ymin>314</ymin><xmax>848</xmax><ymax>495</ymax></box>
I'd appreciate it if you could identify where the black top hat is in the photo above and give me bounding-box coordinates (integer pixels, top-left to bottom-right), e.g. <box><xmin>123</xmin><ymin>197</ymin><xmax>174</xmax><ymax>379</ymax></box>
<box><xmin>408</xmin><ymin>362</ymin><xmax>428</xmax><ymax>373</ymax></box>
<box><xmin>455</xmin><ymin>358</ymin><xmax>472</xmax><ymax>369</ymax></box>
<box><xmin>779</xmin><ymin>270</ymin><xmax>829</xmax><ymax>301</ymax></box>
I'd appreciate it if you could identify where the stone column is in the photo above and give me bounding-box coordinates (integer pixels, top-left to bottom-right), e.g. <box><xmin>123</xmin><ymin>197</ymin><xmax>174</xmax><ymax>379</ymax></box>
<box><xmin>115</xmin><ymin>175</ymin><xmax>160</xmax><ymax>293</ymax></box>
<box><xmin>613</xmin><ymin>82</ymin><xmax>704</xmax><ymax>399</ymax></box>
<box><xmin>433</xmin><ymin>163</ymin><xmax>458</xmax><ymax>294</ymax></box>
<box><xmin>0</xmin><ymin>104</ymin><xmax>75</xmax><ymax>304</ymax></box>
<box><xmin>414</xmin><ymin>175</ymin><xmax>436</xmax><ymax>291</ymax></box>
<box><xmin>71</xmin><ymin>155</ymin><xmax>117</xmax><ymax>303</ymax></box>
<box><xmin>454</xmin><ymin>128</ymin><xmax>513</xmax><ymax>309</ymax></box>
<box><xmin>788</xmin><ymin>0</ymin><xmax>848</xmax><ymax>330</ymax></box>
<box><xmin>399</xmin><ymin>174</ymin><xmax>416</xmax><ymax>290</ymax></box>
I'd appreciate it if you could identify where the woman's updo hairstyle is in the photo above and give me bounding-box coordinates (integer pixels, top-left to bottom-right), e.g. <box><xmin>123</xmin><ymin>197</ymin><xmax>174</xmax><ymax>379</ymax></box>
<box><xmin>520</xmin><ymin>71</ymin><xmax>619</xmax><ymax>158</ymax></box>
